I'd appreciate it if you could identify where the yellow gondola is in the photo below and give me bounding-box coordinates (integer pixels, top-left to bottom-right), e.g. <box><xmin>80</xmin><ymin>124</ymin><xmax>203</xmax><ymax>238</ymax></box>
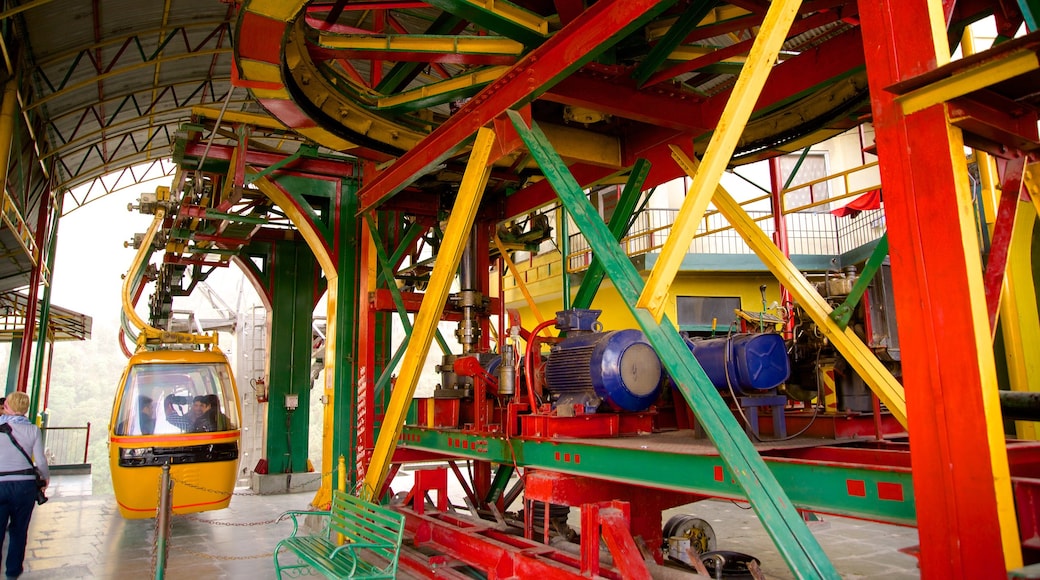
<box><xmin>108</xmin><ymin>347</ymin><xmax>242</xmax><ymax>519</ymax></box>
<box><xmin>110</xmin><ymin>184</ymin><xmax>243</xmax><ymax>519</ymax></box>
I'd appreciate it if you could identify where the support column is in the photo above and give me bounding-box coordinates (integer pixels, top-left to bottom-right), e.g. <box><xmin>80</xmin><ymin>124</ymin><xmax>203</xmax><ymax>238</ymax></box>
<box><xmin>31</xmin><ymin>193</ymin><xmax>62</xmax><ymax>419</ymax></box>
<box><xmin>267</xmin><ymin>238</ymin><xmax>318</xmax><ymax>475</ymax></box>
<box><xmin>859</xmin><ymin>0</ymin><xmax>1022</xmax><ymax>574</ymax></box>
<box><xmin>329</xmin><ymin>179</ymin><xmax>362</xmax><ymax>491</ymax></box>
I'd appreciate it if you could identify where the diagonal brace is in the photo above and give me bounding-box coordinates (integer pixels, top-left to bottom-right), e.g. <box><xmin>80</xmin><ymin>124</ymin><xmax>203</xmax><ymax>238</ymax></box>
<box><xmin>361</xmin><ymin>127</ymin><xmax>497</xmax><ymax>501</ymax></box>
<box><xmin>510</xmin><ymin>110</ymin><xmax>839</xmax><ymax>579</ymax></box>
<box><xmin>670</xmin><ymin>146</ymin><xmax>907</xmax><ymax>429</ymax></box>
<box><xmin>637</xmin><ymin>0</ymin><xmax>804</xmax><ymax>321</ymax></box>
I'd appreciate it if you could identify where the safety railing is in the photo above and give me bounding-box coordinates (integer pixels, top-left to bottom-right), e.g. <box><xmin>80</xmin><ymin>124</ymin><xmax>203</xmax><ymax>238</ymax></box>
<box><xmin>43</xmin><ymin>423</ymin><xmax>91</xmax><ymax>467</ymax></box>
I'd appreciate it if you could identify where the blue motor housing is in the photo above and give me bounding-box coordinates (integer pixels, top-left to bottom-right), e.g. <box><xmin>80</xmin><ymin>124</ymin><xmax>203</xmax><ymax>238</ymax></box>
<box><xmin>543</xmin><ymin>329</ymin><xmax>663</xmax><ymax>412</ymax></box>
<box><xmin>686</xmin><ymin>333</ymin><xmax>790</xmax><ymax>391</ymax></box>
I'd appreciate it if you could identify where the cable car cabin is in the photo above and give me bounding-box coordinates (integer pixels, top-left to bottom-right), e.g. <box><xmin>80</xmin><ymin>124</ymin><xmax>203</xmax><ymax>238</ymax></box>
<box><xmin>109</xmin><ymin>347</ymin><xmax>241</xmax><ymax>519</ymax></box>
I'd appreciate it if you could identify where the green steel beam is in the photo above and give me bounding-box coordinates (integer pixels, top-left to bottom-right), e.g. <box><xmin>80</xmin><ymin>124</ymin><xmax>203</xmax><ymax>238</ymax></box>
<box><xmin>572</xmin><ymin>158</ymin><xmax>651</xmax><ymax>310</ymax></box>
<box><xmin>508</xmin><ymin>111</ymin><xmax>839</xmax><ymax>580</ymax></box>
<box><xmin>783</xmin><ymin>146</ymin><xmax>812</xmax><ymax>190</ymax></box>
<box><xmin>1018</xmin><ymin>0</ymin><xmax>1039</xmax><ymax>30</ymax></box>
<box><xmin>203</xmin><ymin>209</ymin><xmax>268</xmax><ymax>225</ymax></box>
<box><xmin>365</xmin><ymin>215</ymin><xmax>452</xmax><ymax>355</ymax></box>
<box><xmin>632</xmin><ymin>0</ymin><xmax>720</xmax><ymax>86</ymax></box>
<box><xmin>331</xmin><ymin>178</ymin><xmax>363</xmax><ymax>491</ymax></box>
<box><xmin>485</xmin><ymin>463</ymin><xmax>515</xmax><ymax>505</ymax></box>
<box><xmin>424</xmin><ymin>0</ymin><xmax>549</xmax><ymax>47</ymax></box>
<box><xmin>401</xmin><ymin>426</ymin><xmax>916</xmax><ymax>525</ymax></box>
<box><xmin>830</xmin><ymin>234</ymin><xmax>889</xmax><ymax>330</ymax></box>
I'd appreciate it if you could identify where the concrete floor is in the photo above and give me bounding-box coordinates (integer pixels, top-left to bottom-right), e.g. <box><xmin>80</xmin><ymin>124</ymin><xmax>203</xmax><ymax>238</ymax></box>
<box><xmin>12</xmin><ymin>472</ymin><xmax>920</xmax><ymax>579</ymax></box>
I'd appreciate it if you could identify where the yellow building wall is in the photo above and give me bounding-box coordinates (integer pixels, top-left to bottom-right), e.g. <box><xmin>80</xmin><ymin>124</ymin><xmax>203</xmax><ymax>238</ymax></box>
<box><xmin>498</xmin><ymin>255</ymin><xmax>785</xmax><ymax>332</ymax></box>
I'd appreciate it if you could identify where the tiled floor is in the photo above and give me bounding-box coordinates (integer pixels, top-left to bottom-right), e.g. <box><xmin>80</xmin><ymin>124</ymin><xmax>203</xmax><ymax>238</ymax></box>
<box><xmin>12</xmin><ymin>472</ymin><xmax>921</xmax><ymax>579</ymax></box>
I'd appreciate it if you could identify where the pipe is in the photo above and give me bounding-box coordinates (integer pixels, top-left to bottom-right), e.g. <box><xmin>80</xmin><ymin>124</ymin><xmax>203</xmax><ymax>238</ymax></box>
<box><xmin>999</xmin><ymin>391</ymin><xmax>1040</xmax><ymax>422</ymax></box>
<box><xmin>525</xmin><ymin>319</ymin><xmax>557</xmax><ymax>412</ymax></box>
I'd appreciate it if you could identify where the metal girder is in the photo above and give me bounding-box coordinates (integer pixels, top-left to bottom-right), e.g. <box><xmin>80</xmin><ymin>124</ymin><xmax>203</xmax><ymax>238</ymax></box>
<box><xmin>423</xmin><ymin>0</ymin><xmax>549</xmax><ymax>46</ymax></box>
<box><xmin>893</xmin><ymin>41</ymin><xmax>1040</xmax><ymax>116</ymax></box>
<box><xmin>830</xmin><ymin>235</ymin><xmax>889</xmax><ymax>330</ymax></box>
<box><xmin>631</xmin><ymin>0</ymin><xmax>720</xmax><ymax>86</ymax></box>
<box><xmin>365</xmin><ymin>215</ymin><xmax>452</xmax><ymax>356</ymax></box>
<box><xmin>361</xmin><ymin>127</ymin><xmax>497</xmax><ymax>501</ymax></box>
<box><xmin>985</xmin><ymin>157</ymin><xmax>1026</xmax><ymax>335</ymax></box>
<box><xmin>637</xmin><ymin>0</ymin><xmax>803</xmax><ymax>321</ymax></box>
<box><xmin>493</xmin><ymin>234</ymin><xmax>549</xmax><ymax>325</ymax></box>
<box><xmin>401</xmin><ymin>426</ymin><xmax>917</xmax><ymax>526</ymax></box>
<box><xmin>860</xmin><ymin>0</ymin><xmax>1023</xmax><ymax>574</ymax></box>
<box><xmin>356</xmin><ymin>0</ymin><xmax>680</xmax><ymax>214</ymax></box>
<box><xmin>509</xmin><ymin>112</ymin><xmax>838</xmax><ymax>579</ymax></box>
<box><xmin>377</xmin><ymin>66</ymin><xmax>508</xmax><ymax>111</ymax></box>
<box><xmin>670</xmin><ymin>146</ymin><xmax>908</xmax><ymax>428</ymax></box>
<box><xmin>571</xmin><ymin>159</ymin><xmax>650</xmax><ymax>310</ymax></box>
<box><xmin>316</xmin><ymin>33</ymin><xmax>524</xmax><ymax>56</ymax></box>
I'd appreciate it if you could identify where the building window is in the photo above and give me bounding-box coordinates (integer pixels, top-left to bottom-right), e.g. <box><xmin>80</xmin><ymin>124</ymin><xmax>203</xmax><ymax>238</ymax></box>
<box><xmin>676</xmin><ymin>296</ymin><xmax>741</xmax><ymax>331</ymax></box>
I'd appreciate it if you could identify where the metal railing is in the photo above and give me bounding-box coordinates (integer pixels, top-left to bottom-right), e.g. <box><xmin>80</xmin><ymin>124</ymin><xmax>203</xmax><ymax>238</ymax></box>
<box><xmin>43</xmin><ymin>423</ymin><xmax>90</xmax><ymax>467</ymax></box>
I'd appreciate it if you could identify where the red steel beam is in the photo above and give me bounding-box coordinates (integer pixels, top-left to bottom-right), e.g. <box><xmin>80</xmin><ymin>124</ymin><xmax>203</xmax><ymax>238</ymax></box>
<box><xmin>983</xmin><ymin>156</ymin><xmax>1025</xmax><ymax>335</ymax></box>
<box><xmin>356</xmin><ymin>0</ymin><xmax>678</xmax><ymax>214</ymax></box>
<box><xmin>181</xmin><ymin>142</ymin><xmax>359</xmax><ymax>177</ymax></box>
<box><xmin>860</xmin><ymin>0</ymin><xmax>1019</xmax><ymax>576</ymax></box>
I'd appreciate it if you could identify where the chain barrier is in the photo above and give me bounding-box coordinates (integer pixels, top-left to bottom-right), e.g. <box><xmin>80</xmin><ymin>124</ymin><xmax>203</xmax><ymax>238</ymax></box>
<box><xmin>181</xmin><ymin>513</ymin><xmax>284</xmax><ymax>527</ymax></box>
<box><xmin>174</xmin><ymin>547</ymin><xmax>273</xmax><ymax>561</ymax></box>
<box><xmin>169</xmin><ymin>468</ymin><xmax>335</xmax><ymax>497</ymax></box>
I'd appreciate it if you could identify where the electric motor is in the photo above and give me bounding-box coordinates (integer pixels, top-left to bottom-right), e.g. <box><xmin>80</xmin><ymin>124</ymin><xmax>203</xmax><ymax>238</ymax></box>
<box><xmin>544</xmin><ymin>329</ymin><xmax>663</xmax><ymax>412</ymax></box>
<box><xmin>685</xmin><ymin>333</ymin><xmax>790</xmax><ymax>392</ymax></box>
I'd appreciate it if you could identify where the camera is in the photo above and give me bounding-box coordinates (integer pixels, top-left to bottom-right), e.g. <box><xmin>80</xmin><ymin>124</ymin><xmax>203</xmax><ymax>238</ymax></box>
<box><xmin>167</xmin><ymin>395</ymin><xmax>190</xmax><ymax>406</ymax></box>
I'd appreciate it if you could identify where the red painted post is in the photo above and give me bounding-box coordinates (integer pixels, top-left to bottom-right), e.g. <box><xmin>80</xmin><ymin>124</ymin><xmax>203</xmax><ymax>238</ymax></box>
<box><xmin>769</xmin><ymin>156</ymin><xmax>794</xmax><ymax>339</ymax></box>
<box><xmin>580</xmin><ymin>503</ymin><xmax>600</xmax><ymax>577</ymax></box>
<box><xmin>859</xmin><ymin>1</ymin><xmax>1021</xmax><ymax>576</ymax></box>
<box><xmin>598</xmin><ymin>502</ymin><xmax>652</xmax><ymax>580</ymax></box>
<box><xmin>16</xmin><ymin>193</ymin><xmax>51</xmax><ymax>393</ymax></box>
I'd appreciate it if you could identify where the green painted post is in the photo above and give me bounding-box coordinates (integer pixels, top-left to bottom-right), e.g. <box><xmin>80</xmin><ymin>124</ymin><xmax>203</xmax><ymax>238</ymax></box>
<box><xmin>267</xmin><ymin>239</ymin><xmax>318</xmax><ymax>474</ymax></box>
<box><xmin>509</xmin><ymin>111</ymin><xmax>839</xmax><ymax>580</ymax></box>
<box><xmin>331</xmin><ymin>178</ymin><xmax>362</xmax><ymax>489</ymax></box>
<box><xmin>572</xmin><ymin>158</ymin><xmax>650</xmax><ymax>309</ymax></box>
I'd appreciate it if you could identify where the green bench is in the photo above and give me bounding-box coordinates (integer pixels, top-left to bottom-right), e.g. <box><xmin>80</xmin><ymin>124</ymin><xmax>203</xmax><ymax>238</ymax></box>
<box><xmin>274</xmin><ymin>490</ymin><xmax>405</xmax><ymax>579</ymax></box>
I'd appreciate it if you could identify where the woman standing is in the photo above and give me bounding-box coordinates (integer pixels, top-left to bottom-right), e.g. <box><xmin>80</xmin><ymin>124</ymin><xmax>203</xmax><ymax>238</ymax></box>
<box><xmin>0</xmin><ymin>392</ymin><xmax>49</xmax><ymax>579</ymax></box>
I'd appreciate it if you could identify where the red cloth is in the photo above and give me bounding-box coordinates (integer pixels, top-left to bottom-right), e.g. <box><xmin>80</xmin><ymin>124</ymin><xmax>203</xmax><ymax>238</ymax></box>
<box><xmin>831</xmin><ymin>189</ymin><xmax>882</xmax><ymax>218</ymax></box>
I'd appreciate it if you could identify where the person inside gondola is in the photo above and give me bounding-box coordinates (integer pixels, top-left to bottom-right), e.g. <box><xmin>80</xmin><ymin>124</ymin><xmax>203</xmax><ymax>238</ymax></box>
<box><xmin>117</xmin><ymin>396</ymin><xmax>156</xmax><ymax>435</ymax></box>
<box><xmin>190</xmin><ymin>395</ymin><xmax>228</xmax><ymax>432</ymax></box>
<box><xmin>164</xmin><ymin>394</ymin><xmax>203</xmax><ymax>432</ymax></box>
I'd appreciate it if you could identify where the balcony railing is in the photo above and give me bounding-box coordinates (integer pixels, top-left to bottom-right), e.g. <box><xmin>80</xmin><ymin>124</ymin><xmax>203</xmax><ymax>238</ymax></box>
<box><xmin>43</xmin><ymin>424</ymin><xmax>91</xmax><ymax>469</ymax></box>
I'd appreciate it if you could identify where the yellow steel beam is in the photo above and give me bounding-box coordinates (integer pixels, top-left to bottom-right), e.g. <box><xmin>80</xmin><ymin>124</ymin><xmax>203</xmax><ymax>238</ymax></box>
<box><xmin>318</xmin><ymin>33</ymin><xmax>524</xmax><ymax>56</ymax></box>
<box><xmin>492</xmin><ymin>233</ymin><xmax>549</xmax><ymax>331</ymax></box>
<box><xmin>191</xmin><ymin>106</ymin><xmax>287</xmax><ymax>131</ymax></box>
<box><xmin>637</xmin><ymin>0</ymin><xmax>803</xmax><ymax>321</ymax></box>
<box><xmin>646</xmin><ymin>6</ymin><xmax>751</xmax><ymax>41</ymax></box>
<box><xmin>361</xmin><ymin>127</ymin><xmax>496</xmax><ymax>501</ymax></box>
<box><xmin>1000</xmin><ymin>199</ymin><xmax>1040</xmax><ymax>440</ymax></box>
<box><xmin>378</xmin><ymin>66</ymin><xmax>508</xmax><ymax>109</ymax></box>
<box><xmin>668</xmin><ymin>45</ymin><xmax>746</xmax><ymax>64</ymax></box>
<box><xmin>670</xmin><ymin>146</ymin><xmax>908</xmax><ymax>428</ymax></box>
<box><xmin>896</xmin><ymin>49</ymin><xmax>1040</xmax><ymax>116</ymax></box>
<box><xmin>460</xmin><ymin>0</ymin><xmax>549</xmax><ymax>36</ymax></box>
<box><xmin>1026</xmin><ymin>162</ymin><xmax>1040</xmax><ymax>218</ymax></box>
